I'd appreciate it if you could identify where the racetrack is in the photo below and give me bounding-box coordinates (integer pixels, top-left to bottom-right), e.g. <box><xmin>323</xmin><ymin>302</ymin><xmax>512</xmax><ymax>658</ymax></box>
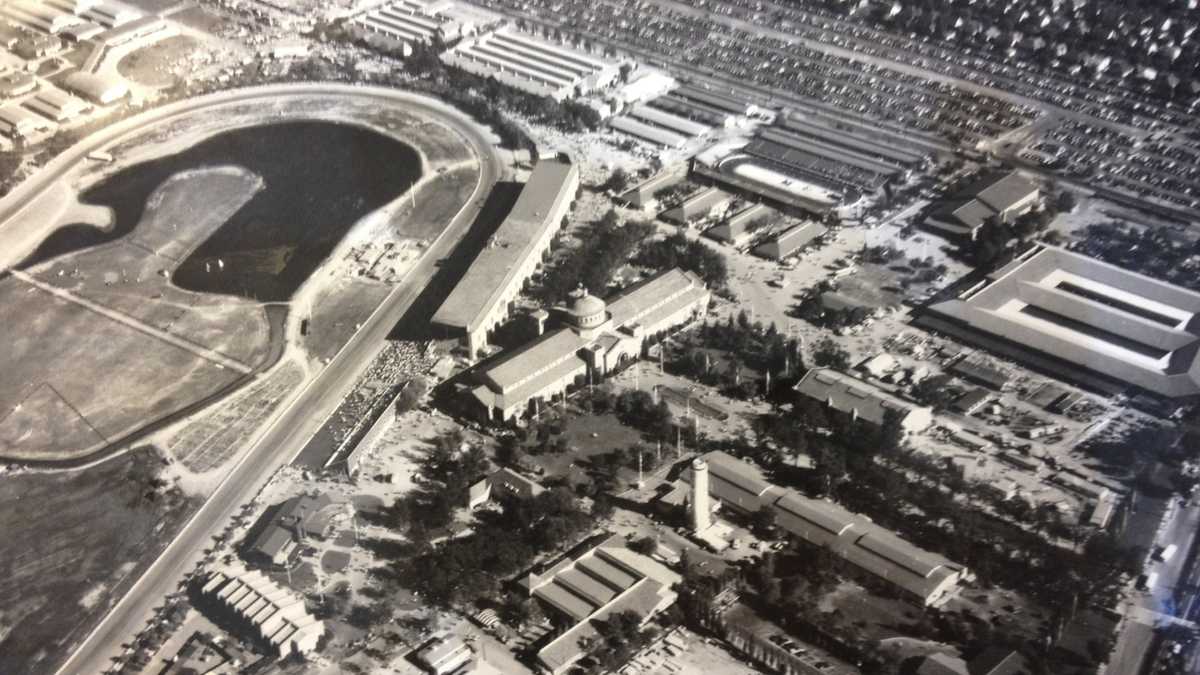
<box><xmin>0</xmin><ymin>83</ymin><xmax>505</xmax><ymax>675</ymax></box>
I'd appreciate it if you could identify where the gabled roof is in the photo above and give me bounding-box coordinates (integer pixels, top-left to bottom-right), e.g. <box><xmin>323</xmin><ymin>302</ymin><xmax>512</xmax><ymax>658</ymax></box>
<box><xmin>794</xmin><ymin>368</ymin><xmax>928</xmax><ymax>426</ymax></box>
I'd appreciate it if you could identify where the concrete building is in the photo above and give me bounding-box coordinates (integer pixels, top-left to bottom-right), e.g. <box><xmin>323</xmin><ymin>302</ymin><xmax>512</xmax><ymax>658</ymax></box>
<box><xmin>415</xmin><ymin>635</ymin><xmax>473</xmax><ymax>675</ymax></box>
<box><xmin>924</xmin><ymin>170</ymin><xmax>1040</xmax><ymax>242</ymax></box>
<box><xmin>199</xmin><ymin>566</ymin><xmax>325</xmax><ymax>657</ymax></box>
<box><xmin>706</xmin><ymin>203</ymin><xmax>773</xmax><ymax>246</ymax></box>
<box><xmin>660</xmin><ymin>186</ymin><xmax>731</xmax><ymax>225</ymax></box>
<box><xmin>433</xmin><ymin>158</ymin><xmax>580</xmax><ymax>357</ymax></box>
<box><xmin>628</xmin><ymin>103</ymin><xmax>709</xmax><ymax>138</ymax></box>
<box><xmin>690</xmin><ymin>457</ymin><xmax>711</xmax><ymax>533</ymax></box>
<box><xmin>468</xmin><ymin>268</ymin><xmax>710</xmax><ymax>422</ymax></box>
<box><xmin>795</xmin><ymin>368</ymin><xmax>933</xmax><ymax>433</ymax></box>
<box><xmin>918</xmin><ymin>245</ymin><xmax>1200</xmax><ymax>398</ymax></box>
<box><xmin>647</xmin><ymin>92</ymin><xmax>735</xmax><ymax>128</ymax></box>
<box><xmin>61</xmin><ymin>70</ymin><xmax>127</xmax><ymax>104</ymax></box>
<box><xmin>442</xmin><ymin>26</ymin><xmax>620</xmax><ymax>101</ymax></box>
<box><xmin>671</xmin><ymin>84</ymin><xmax>755</xmax><ymax>117</ymax></box>
<box><xmin>679</xmin><ymin>451</ymin><xmax>966</xmax><ymax>606</ymax></box>
<box><xmin>751</xmin><ymin>221</ymin><xmax>827</xmax><ymax>259</ymax></box>
<box><xmin>521</xmin><ymin>534</ymin><xmax>681</xmax><ymax>674</ymax></box>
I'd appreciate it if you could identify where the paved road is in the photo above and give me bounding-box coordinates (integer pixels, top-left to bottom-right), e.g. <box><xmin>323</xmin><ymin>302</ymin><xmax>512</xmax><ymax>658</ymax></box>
<box><xmin>50</xmin><ymin>84</ymin><xmax>502</xmax><ymax>675</ymax></box>
<box><xmin>1107</xmin><ymin>498</ymin><xmax>1200</xmax><ymax>675</ymax></box>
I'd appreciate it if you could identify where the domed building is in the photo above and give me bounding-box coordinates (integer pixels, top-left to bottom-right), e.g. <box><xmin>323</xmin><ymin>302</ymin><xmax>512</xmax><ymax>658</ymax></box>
<box><xmin>562</xmin><ymin>287</ymin><xmax>611</xmax><ymax>334</ymax></box>
<box><xmin>468</xmin><ymin>268</ymin><xmax>712</xmax><ymax>422</ymax></box>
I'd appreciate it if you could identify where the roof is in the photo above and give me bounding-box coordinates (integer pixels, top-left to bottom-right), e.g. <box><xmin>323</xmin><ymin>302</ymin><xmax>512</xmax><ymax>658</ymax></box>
<box><xmin>794</xmin><ymin>368</ymin><xmax>928</xmax><ymax>427</ymax></box>
<box><xmin>927</xmin><ymin>171</ymin><xmax>1038</xmax><ymax>235</ymax></box>
<box><xmin>481</xmin><ymin>329</ymin><xmax>586</xmax><ymax>394</ymax></box>
<box><xmin>606</xmin><ymin>268</ymin><xmax>708</xmax><ymax>328</ymax></box>
<box><xmin>952</xmin><ymin>387</ymin><xmax>991</xmax><ymax>412</ymax></box>
<box><xmin>923</xmin><ymin>245</ymin><xmax>1200</xmax><ymax>398</ymax></box>
<box><xmin>968</xmin><ymin>647</ymin><xmax>1025</xmax><ymax>675</ymax></box>
<box><xmin>673</xmin><ymin>84</ymin><xmax>750</xmax><ymax>115</ymax></box>
<box><xmin>753</xmin><ymin>221</ymin><xmax>826</xmax><ymax>257</ymax></box>
<box><xmin>917</xmin><ymin>654</ymin><xmax>970</xmax><ymax>675</ymax></box>
<box><xmin>532</xmin><ymin>535</ymin><xmax>680</xmax><ymax>673</ymax></box>
<box><xmin>609</xmin><ymin>114</ymin><xmax>687</xmax><ymax>148</ymax></box>
<box><xmin>62</xmin><ymin>70</ymin><xmax>128</xmax><ymax>103</ymax></box>
<box><xmin>693</xmin><ymin>451</ymin><xmax>965</xmax><ymax>604</ymax></box>
<box><xmin>432</xmin><ymin>158</ymin><xmax>578</xmax><ymax>332</ymax></box>
<box><xmin>488</xmin><ymin>467</ymin><xmax>547</xmax><ymax>500</ymax></box>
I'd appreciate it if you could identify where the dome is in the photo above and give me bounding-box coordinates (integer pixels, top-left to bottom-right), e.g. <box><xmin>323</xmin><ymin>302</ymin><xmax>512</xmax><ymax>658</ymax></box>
<box><xmin>571</xmin><ymin>293</ymin><xmax>607</xmax><ymax>318</ymax></box>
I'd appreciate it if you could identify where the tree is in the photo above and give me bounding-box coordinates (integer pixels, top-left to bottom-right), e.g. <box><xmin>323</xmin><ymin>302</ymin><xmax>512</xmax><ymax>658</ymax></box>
<box><xmin>811</xmin><ymin>337</ymin><xmax>851</xmax><ymax>371</ymax></box>
<box><xmin>751</xmin><ymin>506</ymin><xmax>777</xmax><ymax>537</ymax></box>
<box><xmin>1055</xmin><ymin>191</ymin><xmax>1079</xmax><ymax>213</ymax></box>
<box><xmin>629</xmin><ymin>536</ymin><xmax>657</xmax><ymax>555</ymax></box>
<box><xmin>604</xmin><ymin>167</ymin><xmax>631</xmax><ymax>193</ymax></box>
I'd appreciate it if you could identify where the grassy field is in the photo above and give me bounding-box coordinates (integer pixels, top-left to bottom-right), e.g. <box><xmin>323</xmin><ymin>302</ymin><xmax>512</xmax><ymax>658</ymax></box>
<box><xmin>0</xmin><ymin>169</ymin><xmax>272</xmax><ymax>462</ymax></box>
<box><xmin>0</xmin><ymin>448</ymin><xmax>196</xmax><ymax>675</ymax></box>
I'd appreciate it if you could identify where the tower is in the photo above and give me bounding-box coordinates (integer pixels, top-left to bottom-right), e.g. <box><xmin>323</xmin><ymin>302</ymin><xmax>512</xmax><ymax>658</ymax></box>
<box><xmin>690</xmin><ymin>457</ymin><xmax>710</xmax><ymax>533</ymax></box>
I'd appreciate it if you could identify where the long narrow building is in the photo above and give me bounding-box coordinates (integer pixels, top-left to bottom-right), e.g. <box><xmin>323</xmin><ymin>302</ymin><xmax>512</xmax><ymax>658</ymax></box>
<box><xmin>432</xmin><ymin>157</ymin><xmax>580</xmax><ymax>357</ymax></box>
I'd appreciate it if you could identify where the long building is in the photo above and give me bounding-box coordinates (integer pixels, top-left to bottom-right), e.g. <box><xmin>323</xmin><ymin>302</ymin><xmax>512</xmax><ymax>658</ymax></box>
<box><xmin>199</xmin><ymin>566</ymin><xmax>325</xmax><ymax>656</ymax></box>
<box><xmin>433</xmin><ymin>157</ymin><xmax>580</xmax><ymax>357</ymax></box>
<box><xmin>794</xmin><ymin>368</ymin><xmax>933</xmax><ymax>433</ymax></box>
<box><xmin>680</xmin><ymin>451</ymin><xmax>966</xmax><ymax>606</ymax></box>
<box><xmin>917</xmin><ymin>245</ymin><xmax>1200</xmax><ymax>398</ymax></box>
<box><xmin>354</xmin><ymin>0</ymin><xmax>466</xmax><ymax>46</ymax></box>
<box><xmin>469</xmin><ymin>268</ymin><xmax>710</xmax><ymax>422</ymax></box>
<box><xmin>751</xmin><ymin>220</ymin><xmax>827</xmax><ymax>259</ymax></box>
<box><xmin>442</xmin><ymin>26</ymin><xmax>619</xmax><ymax>101</ymax></box>
<box><xmin>521</xmin><ymin>534</ymin><xmax>681</xmax><ymax>674</ymax></box>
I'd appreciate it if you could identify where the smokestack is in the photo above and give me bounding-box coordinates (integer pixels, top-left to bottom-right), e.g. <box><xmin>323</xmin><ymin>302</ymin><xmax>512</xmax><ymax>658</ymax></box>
<box><xmin>691</xmin><ymin>457</ymin><xmax>710</xmax><ymax>533</ymax></box>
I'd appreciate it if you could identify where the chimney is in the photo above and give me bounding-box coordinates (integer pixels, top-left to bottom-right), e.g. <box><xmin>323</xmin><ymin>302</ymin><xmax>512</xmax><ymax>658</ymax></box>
<box><xmin>691</xmin><ymin>457</ymin><xmax>710</xmax><ymax>533</ymax></box>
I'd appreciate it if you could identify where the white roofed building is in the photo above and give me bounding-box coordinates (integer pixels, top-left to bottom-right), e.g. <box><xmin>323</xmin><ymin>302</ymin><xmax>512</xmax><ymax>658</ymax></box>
<box><xmin>795</xmin><ymin>368</ymin><xmax>933</xmax><ymax>433</ymax></box>
<box><xmin>199</xmin><ymin>566</ymin><xmax>325</xmax><ymax>656</ymax></box>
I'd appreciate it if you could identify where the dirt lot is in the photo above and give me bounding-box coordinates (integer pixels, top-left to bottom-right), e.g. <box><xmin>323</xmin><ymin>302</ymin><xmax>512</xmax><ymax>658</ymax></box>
<box><xmin>117</xmin><ymin>35</ymin><xmax>201</xmax><ymax>89</ymax></box>
<box><xmin>0</xmin><ymin>449</ymin><xmax>196</xmax><ymax>675</ymax></box>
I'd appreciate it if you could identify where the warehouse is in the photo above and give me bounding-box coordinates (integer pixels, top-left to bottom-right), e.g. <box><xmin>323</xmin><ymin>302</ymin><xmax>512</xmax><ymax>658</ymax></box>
<box><xmin>918</xmin><ymin>245</ymin><xmax>1200</xmax><ymax>398</ymax></box>
<box><xmin>354</xmin><ymin>0</ymin><xmax>466</xmax><ymax>45</ymax></box>
<box><xmin>645</xmin><ymin>92</ymin><xmax>733</xmax><ymax>127</ymax></box>
<box><xmin>777</xmin><ymin>114</ymin><xmax>929</xmax><ymax>169</ymax></box>
<box><xmin>628</xmin><ymin>103</ymin><xmax>710</xmax><ymax>137</ymax></box>
<box><xmin>676</xmin><ymin>452</ymin><xmax>966</xmax><ymax>606</ymax></box>
<box><xmin>672</xmin><ymin>84</ymin><xmax>756</xmax><ymax>116</ymax></box>
<box><xmin>751</xmin><ymin>220</ymin><xmax>827</xmax><ymax>259</ymax></box>
<box><xmin>523</xmin><ymin>534</ymin><xmax>681</xmax><ymax>674</ymax></box>
<box><xmin>608</xmin><ymin>115</ymin><xmax>687</xmax><ymax>149</ymax></box>
<box><xmin>660</xmin><ymin>186</ymin><xmax>731</xmax><ymax>225</ymax></box>
<box><xmin>924</xmin><ymin>170</ymin><xmax>1040</xmax><ymax>242</ymax></box>
<box><xmin>442</xmin><ymin>27</ymin><xmax>620</xmax><ymax>101</ymax></box>
<box><xmin>617</xmin><ymin>163</ymin><xmax>687</xmax><ymax>208</ymax></box>
<box><xmin>706</xmin><ymin>202</ymin><xmax>773</xmax><ymax>245</ymax></box>
<box><xmin>468</xmin><ymin>268</ymin><xmax>710</xmax><ymax>422</ymax></box>
<box><xmin>794</xmin><ymin>368</ymin><xmax>933</xmax><ymax>433</ymax></box>
<box><xmin>0</xmin><ymin>71</ymin><xmax>37</xmax><ymax>99</ymax></box>
<box><xmin>433</xmin><ymin>158</ymin><xmax>580</xmax><ymax>357</ymax></box>
<box><xmin>23</xmin><ymin>86</ymin><xmax>89</xmax><ymax>121</ymax></box>
<box><xmin>0</xmin><ymin>104</ymin><xmax>52</xmax><ymax>139</ymax></box>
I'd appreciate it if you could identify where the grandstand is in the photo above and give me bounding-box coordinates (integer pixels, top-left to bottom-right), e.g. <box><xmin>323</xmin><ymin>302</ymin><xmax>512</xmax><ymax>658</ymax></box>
<box><xmin>777</xmin><ymin>114</ymin><xmax>929</xmax><ymax>169</ymax></box>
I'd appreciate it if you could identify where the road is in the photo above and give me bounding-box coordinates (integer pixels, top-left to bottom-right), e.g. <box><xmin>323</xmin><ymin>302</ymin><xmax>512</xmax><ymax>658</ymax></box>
<box><xmin>1108</xmin><ymin>498</ymin><xmax>1200</xmax><ymax>675</ymax></box>
<box><xmin>49</xmin><ymin>83</ymin><xmax>503</xmax><ymax>675</ymax></box>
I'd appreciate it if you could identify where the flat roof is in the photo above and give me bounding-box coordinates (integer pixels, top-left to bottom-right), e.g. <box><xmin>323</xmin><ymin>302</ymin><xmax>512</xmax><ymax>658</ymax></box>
<box><xmin>923</xmin><ymin>246</ymin><xmax>1200</xmax><ymax>397</ymax></box>
<box><xmin>609</xmin><ymin>114</ymin><xmax>687</xmax><ymax>148</ymax></box>
<box><xmin>432</xmin><ymin>159</ymin><xmax>577</xmax><ymax>332</ymax></box>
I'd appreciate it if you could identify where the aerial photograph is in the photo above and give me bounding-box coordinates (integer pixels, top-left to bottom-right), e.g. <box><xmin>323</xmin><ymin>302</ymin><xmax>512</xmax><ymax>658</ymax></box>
<box><xmin>0</xmin><ymin>0</ymin><xmax>1198</xmax><ymax>674</ymax></box>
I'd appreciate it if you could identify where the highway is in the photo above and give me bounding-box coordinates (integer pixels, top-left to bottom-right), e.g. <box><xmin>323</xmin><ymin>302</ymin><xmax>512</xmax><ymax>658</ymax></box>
<box><xmin>45</xmin><ymin>84</ymin><xmax>503</xmax><ymax>675</ymax></box>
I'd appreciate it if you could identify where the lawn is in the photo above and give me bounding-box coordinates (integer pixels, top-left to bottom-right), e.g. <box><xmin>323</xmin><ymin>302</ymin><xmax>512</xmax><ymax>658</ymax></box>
<box><xmin>526</xmin><ymin>412</ymin><xmax>645</xmax><ymax>487</ymax></box>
